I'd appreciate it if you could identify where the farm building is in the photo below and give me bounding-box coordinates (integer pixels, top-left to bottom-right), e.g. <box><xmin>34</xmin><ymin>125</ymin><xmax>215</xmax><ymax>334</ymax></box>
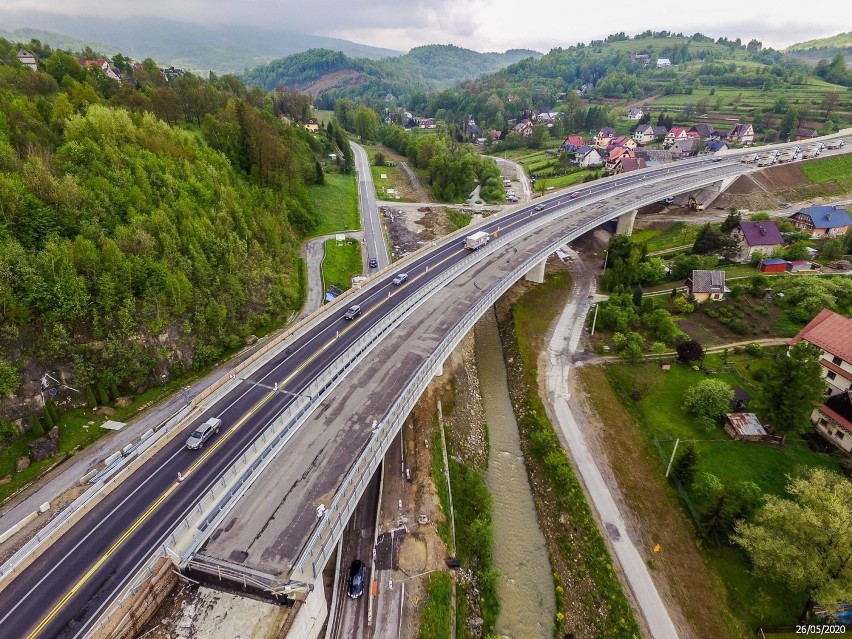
<box><xmin>725</xmin><ymin>413</ymin><xmax>768</xmax><ymax>441</ymax></box>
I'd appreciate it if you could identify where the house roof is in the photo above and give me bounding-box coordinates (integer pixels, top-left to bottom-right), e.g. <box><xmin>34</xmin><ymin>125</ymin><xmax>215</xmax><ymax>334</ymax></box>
<box><xmin>795</xmin><ymin>127</ymin><xmax>817</xmax><ymax>138</ymax></box>
<box><xmin>760</xmin><ymin>258</ymin><xmax>787</xmax><ymax>265</ymax></box>
<box><xmin>634</xmin><ymin>124</ymin><xmax>654</xmax><ymax>134</ymax></box>
<box><xmin>687</xmin><ymin>269</ymin><xmax>726</xmax><ymax>293</ymax></box>
<box><xmin>794</xmin><ymin>206</ymin><xmax>852</xmax><ymax>229</ymax></box>
<box><xmin>563</xmin><ymin>135</ymin><xmax>584</xmax><ymax>146</ymax></box>
<box><xmin>653</xmin><ymin>126</ymin><xmax>668</xmax><ymax>135</ymax></box>
<box><xmin>791</xmin><ymin>309</ymin><xmax>852</xmax><ymax>363</ymax></box>
<box><xmin>726</xmin><ymin>413</ymin><xmax>767</xmax><ymax>437</ymax></box>
<box><xmin>621</xmin><ymin>157</ymin><xmax>646</xmax><ymax>172</ymax></box>
<box><xmin>690</xmin><ymin>124</ymin><xmax>715</xmax><ymax>137</ymax></box>
<box><xmin>673</xmin><ymin>138</ymin><xmax>694</xmax><ymax>153</ymax></box>
<box><xmin>730</xmin><ymin>123</ymin><xmax>753</xmax><ymax>137</ymax></box>
<box><xmin>576</xmin><ymin>145</ymin><xmax>599</xmax><ymax>156</ymax></box>
<box><xmin>597</xmin><ymin>127</ymin><xmax>615</xmax><ymax>137</ymax></box>
<box><xmin>707</xmin><ymin>140</ymin><xmax>728</xmax><ymax>152</ymax></box>
<box><xmin>738</xmin><ymin>221</ymin><xmax>783</xmax><ymax>246</ymax></box>
<box><xmin>667</xmin><ymin>126</ymin><xmax>686</xmax><ymax>137</ymax></box>
<box><xmin>822</xmin><ymin>391</ymin><xmax>852</xmax><ymax>432</ymax></box>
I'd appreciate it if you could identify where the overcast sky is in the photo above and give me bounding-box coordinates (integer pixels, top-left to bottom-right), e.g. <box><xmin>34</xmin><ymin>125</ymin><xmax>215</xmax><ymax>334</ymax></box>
<box><xmin>1</xmin><ymin>0</ymin><xmax>848</xmax><ymax>53</ymax></box>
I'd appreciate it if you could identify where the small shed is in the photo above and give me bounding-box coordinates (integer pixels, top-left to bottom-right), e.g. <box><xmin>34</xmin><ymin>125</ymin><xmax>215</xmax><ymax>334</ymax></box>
<box><xmin>725</xmin><ymin>413</ymin><xmax>767</xmax><ymax>441</ymax></box>
<box><xmin>787</xmin><ymin>260</ymin><xmax>812</xmax><ymax>272</ymax></box>
<box><xmin>758</xmin><ymin>258</ymin><xmax>788</xmax><ymax>273</ymax></box>
<box><xmin>730</xmin><ymin>387</ymin><xmax>752</xmax><ymax>411</ymax></box>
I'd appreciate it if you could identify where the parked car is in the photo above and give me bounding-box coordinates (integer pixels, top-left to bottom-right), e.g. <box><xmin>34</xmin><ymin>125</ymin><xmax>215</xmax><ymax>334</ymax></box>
<box><xmin>348</xmin><ymin>560</ymin><xmax>366</xmax><ymax>598</ymax></box>
<box><xmin>392</xmin><ymin>273</ymin><xmax>408</xmax><ymax>286</ymax></box>
<box><xmin>186</xmin><ymin>418</ymin><xmax>221</xmax><ymax>450</ymax></box>
<box><xmin>343</xmin><ymin>305</ymin><xmax>361</xmax><ymax>320</ymax></box>
<box><xmin>368</xmin><ymin>258</ymin><xmax>378</xmax><ymax>268</ymax></box>
<box><xmin>664</xmin><ymin>197</ymin><xmax>675</xmax><ymax>205</ymax></box>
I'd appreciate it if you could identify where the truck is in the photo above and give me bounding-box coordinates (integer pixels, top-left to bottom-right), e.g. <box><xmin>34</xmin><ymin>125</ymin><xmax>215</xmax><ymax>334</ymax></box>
<box><xmin>827</xmin><ymin>139</ymin><xmax>846</xmax><ymax>149</ymax></box>
<box><xmin>464</xmin><ymin>231</ymin><xmax>490</xmax><ymax>250</ymax></box>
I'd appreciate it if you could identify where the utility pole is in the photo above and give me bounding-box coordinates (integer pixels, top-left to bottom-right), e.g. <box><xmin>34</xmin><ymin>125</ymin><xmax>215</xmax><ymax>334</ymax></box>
<box><xmin>590</xmin><ymin>303</ymin><xmax>600</xmax><ymax>336</ymax></box>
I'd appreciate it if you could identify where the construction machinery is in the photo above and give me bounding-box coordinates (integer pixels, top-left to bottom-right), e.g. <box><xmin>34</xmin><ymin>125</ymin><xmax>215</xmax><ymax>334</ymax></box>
<box><xmin>687</xmin><ymin>195</ymin><xmax>704</xmax><ymax>211</ymax></box>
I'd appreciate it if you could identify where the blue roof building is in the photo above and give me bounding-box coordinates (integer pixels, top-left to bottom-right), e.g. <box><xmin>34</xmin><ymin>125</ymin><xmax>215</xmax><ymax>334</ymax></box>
<box><xmin>791</xmin><ymin>206</ymin><xmax>852</xmax><ymax>237</ymax></box>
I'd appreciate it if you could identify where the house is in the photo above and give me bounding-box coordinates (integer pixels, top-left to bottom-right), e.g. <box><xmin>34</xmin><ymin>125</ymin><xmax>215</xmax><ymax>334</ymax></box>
<box><xmin>689</xmin><ymin>124</ymin><xmax>716</xmax><ymax>139</ymax></box>
<box><xmin>790</xmin><ymin>309</ymin><xmax>852</xmax><ymax>396</ymax></box>
<box><xmin>562</xmin><ymin>134</ymin><xmax>585</xmax><ymax>151</ymax></box>
<box><xmin>728</xmin><ymin>123</ymin><xmax>755</xmax><ymax>145</ymax></box>
<box><xmin>593</xmin><ymin>127</ymin><xmax>615</xmax><ymax>147</ymax></box>
<box><xmin>685</xmin><ymin>270</ymin><xmax>727</xmax><ymax>302</ymax></box>
<box><xmin>652</xmin><ymin>125</ymin><xmax>668</xmax><ymax>140</ymax></box>
<box><xmin>633</xmin><ymin>124</ymin><xmax>656</xmax><ymax>145</ymax></box>
<box><xmin>787</xmin><ymin>260</ymin><xmax>813</xmax><ymax>272</ymax></box>
<box><xmin>628</xmin><ymin>53</ymin><xmax>651</xmax><ymax>65</ymax></box>
<box><xmin>610</xmin><ymin>136</ymin><xmax>637</xmax><ymax>150</ymax></box>
<box><xmin>656</xmin><ymin>58</ymin><xmax>672</xmax><ymax>67</ymax></box>
<box><xmin>670</xmin><ymin>138</ymin><xmax>695</xmax><ymax>156</ymax></box>
<box><xmin>513</xmin><ymin>119</ymin><xmax>534</xmax><ymax>136</ymax></box>
<box><xmin>794</xmin><ymin>127</ymin><xmax>818</xmax><ymax>140</ymax></box>
<box><xmin>725</xmin><ymin>413</ymin><xmax>768</xmax><ymax>441</ymax></box>
<box><xmin>812</xmin><ymin>390</ymin><xmax>852</xmax><ymax>453</ymax></box>
<box><xmin>489</xmin><ymin>130</ymin><xmax>502</xmax><ymax>141</ymax></box>
<box><xmin>664</xmin><ymin>127</ymin><xmax>688</xmax><ymax>147</ymax></box>
<box><xmin>80</xmin><ymin>59</ymin><xmax>121</xmax><ymax>82</ymax></box>
<box><xmin>16</xmin><ymin>49</ymin><xmax>37</xmax><ymax>71</ymax></box>
<box><xmin>731</xmin><ymin>221</ymin><xmax>783</xmax><ymax>262</ymax></box>
<box><xmin>303</xmin><ymin>118</ymin><xmax>320</xmax><ymax>133</ymax></box>
<box><xmin>574</xmin><ymin>145</ymin><xmax>604</xmax><ymax>168</ymax></box>
<box><xmin>790</xmin><ymin>206</ymin><xmax>852</xmax><ymax>238</ymax></box>
<box><xmin>605</xmin><ymin>147</ymin><xmax>630</xmax><ymax>173</ymax></box>
<box><xmin>384</xmin><ymin>92</ymin><xmax>396</xmax><ymax>103</ymax></box>
<box><xmin>466</xmin><ymin>116</ymin><xmax>479</xmax><ymax>137</ymax></box>
<box><xmin>757</xmin><ymin>258</ymin><xmax>788</xmax><ymax>273</ymax></box>
<box><xmin>706</xmin><ymin>140</ymin><xmax>729</xmax><ymax>154</ymax></box>
<box><xmin>626</xmin><ymin>107</ymin><xmax>645</xmax><ymax>120</ymax></box>
<box><xmin>419</xmin><ymin>118</ymin><xmax>437</xmax><ymax>129</ymax></box>
<box><xmin>620</xmin><ymin>157</ymin><xmax>647</xmax><ymax>173</ymax></box>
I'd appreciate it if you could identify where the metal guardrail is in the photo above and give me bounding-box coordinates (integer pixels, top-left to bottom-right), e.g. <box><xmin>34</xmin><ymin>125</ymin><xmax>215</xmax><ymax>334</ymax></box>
<box><xmin>295</xmin><ymin>166</ymin><xmax>749</xmax><ymax>577</ymax></box>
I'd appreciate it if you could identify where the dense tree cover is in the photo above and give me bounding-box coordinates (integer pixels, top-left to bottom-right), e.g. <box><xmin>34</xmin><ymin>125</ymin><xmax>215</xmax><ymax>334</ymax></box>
<box><xmin>596</xmin><ymin>292</ymin><xmax>683</xmax><ymax>347</ymax></box>
<box><xmin>241</xmin><ymin>46</ymin><xmax>541</xmax><ymax>103</ymax></box>
<box><xmin>0</xmin><ymin>38</ymin><xmax>337</xmax><ymax>403</ymax></box>
<box><xmin>376</xmin><ymin>121</ymin><xmax>502</xmax><ymax>202</ymax></box>
<box><xmin>696</xmin><ymin>472</ymin><xmax>763</xmax><ymax>547</ymax></box>
<box><xmin>682</xmin><ymin>378</ymin><xmax>734</xmax><ymax>425</ymax></box>
<box><xmin>815</xmin><ymin>55</ymin><xmax>852</xmax><ymax>87</ymax></box>
<box><xmin>600</xmin><ymin>235</ymin><xmax>667</xmax><ymax>290</ymax></box>
<box><xmin>734</xmin><ymin>468</ymin><xmax>852</xmax><ymax>618</ymax></box>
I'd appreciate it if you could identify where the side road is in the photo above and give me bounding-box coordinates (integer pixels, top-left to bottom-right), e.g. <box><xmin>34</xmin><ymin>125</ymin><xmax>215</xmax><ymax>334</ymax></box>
<box><xmin>540</xmin><ymin>247</ymin><xmax>680</xmax><ymax>639</ymax></box>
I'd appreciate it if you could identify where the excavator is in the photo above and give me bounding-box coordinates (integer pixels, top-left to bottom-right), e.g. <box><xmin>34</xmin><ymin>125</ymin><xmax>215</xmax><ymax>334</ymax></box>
<box><xmin>687</xmin><ymin>195</ymin><xmax>704</xmax><ymax>211</ymax></box>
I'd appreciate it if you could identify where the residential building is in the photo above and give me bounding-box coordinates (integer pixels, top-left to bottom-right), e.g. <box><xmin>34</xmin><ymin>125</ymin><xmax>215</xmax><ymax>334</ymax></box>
<box><xmin>620</xmin><ymin>157</ymin><xmax>647</xmax><ymax>173</ymax></box>
<box><xmin>561</xmin><ymin>134</ymin><xmax>585</xmax><ymax>151</ymax></box>
<box><xmin>652</xmin><ymin>125</ymin><xmax>668</xmax><ymax>139</ymax></box>
<box><xmin>80</xmin><ymin>58</ymin><xmax>121</xmax><ymax>82</ymax></box>
<box><xmin>628</xmin><ymin>54</ymin><xmax>651</xmax><ymax>65</ymax></box>
<box><xmin>626</xmin><ymin>107</ymin><xmax>645</xmax><ymax>120</ymax></box>
<box><xmin>633</xmin><ymin>124</ymin><xmax>656</xmax><ymax>145</ymax></box>
<box><xmin>610</xmin><ymin>136</ymin><xmax>637</xmax><ymax>150</ymax></box>
<box><xmin>663</xmin><ymin>127</ymin><xmax>688</xmax><ymax>147</ymax></box>
<box><xmin>16</xmin><ymin>49</ymin><xmax>37</xmax><ymax>71</ymax></box>
<box><xmin>790</xmin><ymin>205</ymin><xmax>852</xmax><ymax>238</ymax></box>
<box><xmin>656</xmin><ymin>58</ymin><xmax>672</xmax><ymax>67</ymax></box>
<box><xmin>812</xmin><ymin>391</ymin><xmax>852</xmax><ymax>453</ymax></box>
<box><xmin>419</xmin><ymin>118</ymin><xmax>437</xmax><ymax>129</ymax></box>
<box><xmin>728</xmin><ymin>123</ymin><xmax>755</xmax><ymax>145</ymax></box>
<box><xmin>791</xmin><ymin>309</ymin><xmax>852</xmax><ymax>396</ymax></box>
<box><xmin>706</xmin><ymin>140</ymin><xmax>729</xmax><ymax>154</ymax></box>
<box><xmin>794</xmin><ymin>127</ymin><xmax>818</xmax><ymax>140</ymax></box>
<box><xmin>303</xmin><ymin>118</ymin><xmax>320</xmax><ymax>133</ymax></box>
<box><xmin>574</xmin><ymin>145</ymin><xmax>604</xmax><ymax>168</ymax></box>
<box><xmin>758</xmin><ymin>258</ymin><xmax>788</xmax><ymax>273</ymax></box>
<box><xmin>689</xmin><ymin>124</ymin><xmax>716</xmax><ymax>139</ymax></box>
<box><xmin>670</xmin><ymin>138</ymin><xmax>695</xmax><ymax>156</ymax></box>
<box><xmin>731</xmin><ymin>221</ymin><xmax>783</xmax><ymax>262</ymax></box>
<box><xmin>513</xmin><ymin>119</ymin><xmax>534</xmax><ymax>136</ymax></box>
<box><xmin>593</xmin><ymin>127</ymin><xmax>615</xmax><ymax>147</ymax></box>
<box><xmin>685</xmin><ymin>270</ymin><xmax>727</xmax><ymax>302</ymax></box>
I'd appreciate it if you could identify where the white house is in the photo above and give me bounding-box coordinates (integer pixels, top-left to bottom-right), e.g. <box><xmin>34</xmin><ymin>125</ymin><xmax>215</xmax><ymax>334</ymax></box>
<box><xmin>656</xmin><ymin>58</ymin><xmax>672</xmax><ymax>67</ymax></box>
<box><xmin>791</xmin><ymin>309</ymin><xmax>852</xmax><ymax>397</ymax></box>
<box><xmin>626</xmin><ymin>107</ymin><xmax>645</xmax><ymax>120</ymax></box>
<box><xmin>632</xmin><ymin>124</ymin><xmax>656</xmax><ymax>145</ymax></box>
<box><xmin>574</xmin><ymin>145</ymin><xmax>603</xmax><ymax>168</ymax></box>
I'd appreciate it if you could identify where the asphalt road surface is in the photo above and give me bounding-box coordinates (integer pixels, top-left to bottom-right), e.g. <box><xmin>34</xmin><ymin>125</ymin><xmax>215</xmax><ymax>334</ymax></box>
<box><xmin>0</xmin><ymin>142</ymin><xmax>828</xmax><ymax>639</ymax></box>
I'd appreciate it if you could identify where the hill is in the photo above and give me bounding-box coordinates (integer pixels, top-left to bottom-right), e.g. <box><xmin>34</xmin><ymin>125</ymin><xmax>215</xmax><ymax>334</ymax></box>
<box><xmin>241</xmin><ymin>45</ymin><xmax>541</xmax><ymax>103</ymax></box>
<box><xmin>784</xmin><ymin>32</ymin><xmax>852</xmax><ymax>67</ymax></box>
<box><xmin>0</xmin><ymin>13</ymin><xmax>400</xmax><ymax>73</ymax></box>
<box><xmin>416</xmin><ymin>32</ymin><xmax>850</xmax><ymax>145</ymax></box>
<box><xmin>785</xmin><ymin>32</ymin><xmax>852</xmax><ymax>52</ymax></box>
<box><xmin>0</xmin><ymin>35</ymin><xmax>354</xmax><ymax>423</ymax></box>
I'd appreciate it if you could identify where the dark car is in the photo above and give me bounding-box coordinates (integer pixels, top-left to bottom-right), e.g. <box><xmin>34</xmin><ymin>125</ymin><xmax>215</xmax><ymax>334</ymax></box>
<box><xmin>368</xmin><ymin>258</ymin><xmax>378</xmax><ymax>268</ymax></box>
<box><xmin>534</xmin><ymin>203</ymin><xmax>545</xmax><ymax>211</ymax></box>
<box><xmin>569</xmin><ymin>191</ymin><xmax>580</xmax><ymax>199</ymax></box>
<box><xmin>343</xmin><ymin>305</ymin><xmax>361</xmax><ymax>320</ymax></box>
<box><xmin>348</xmin><ymin>559</ymin><xmax>366</xmax><ymax>598</ymax></box>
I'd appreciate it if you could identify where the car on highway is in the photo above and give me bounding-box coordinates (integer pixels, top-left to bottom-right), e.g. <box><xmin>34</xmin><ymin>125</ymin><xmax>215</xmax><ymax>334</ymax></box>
<box><xmin>348</xmin><ymin>559</ymin><xmax>366</xmax><ymax>598</ymax></box>
<box><xmin>712</xmin><ymin>157</ymin><xmax>723</xmax><ymax>162</ymax></box>
<box><xmin>368</xmin><ymin>258</ymin><xmax>378</xmax><ymax>268</ymax></box>
<box><xmin>186</xmin><ymin>418</ymin><xmax>221</xmax><ymax>450</ymax></box>
<box><xmin>392</xmin><ymin>273</ymin><xmax>408</xmax><ymax>286</ymax></box>
<box><xmin>534</xmin><ymin>203</ymin><xmax>545</xmax><ymax>211</ymax></box>
<box><xmin>343</xmin><ymin>305</ymin><xmax>362</xmax><ymax>320</ymax></box>
<box><xmin>569</xmin><ymin>191</ymin><xmax>580</xmax><ymax>199</ymax></box>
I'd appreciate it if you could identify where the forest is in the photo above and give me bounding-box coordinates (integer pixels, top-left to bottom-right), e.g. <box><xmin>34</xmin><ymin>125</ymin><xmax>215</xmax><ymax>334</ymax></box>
<box><xmin>0</xmin><ymin>37</ymin><xmax>347</xmax><ymax>418</ymax></box>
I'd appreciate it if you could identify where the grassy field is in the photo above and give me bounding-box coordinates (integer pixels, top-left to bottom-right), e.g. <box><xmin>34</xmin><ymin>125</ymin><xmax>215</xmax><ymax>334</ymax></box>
<box><xmin>308</xmin><ymin>172</ymin><xmax>360</xmax><ymax>236</ymax></box>
<box><xmin>634</xmin><ymin>221</ymin><xmax>702</xmax><ymax>252</ymax></box>
<box><xmin>445</xmin><ymin>208</ymin><xmax>472</xmax><ymax>231</ymax></box>
<box><xmin>418</xmin><ymin>571</ymin><xmax>453</xmax><ymax>639</ymax></box>
<box><xmin>605</xmin><ymin>355</ymin><xmax>841</xmax><ymax>629</ymax></box>
<box><xmin>799</xmin><ymin>153</ymin><xmax>852</xmax><ymax>192</ymax></box>
<box><xmin>362</xmin><ymin>143</ymin><xmax>418</xmax><ymax>202</ymax></box>
<box><xmin>321</xmin><ymin>238</ymin><xmax>362</xmax><ymax>291</ymax></box>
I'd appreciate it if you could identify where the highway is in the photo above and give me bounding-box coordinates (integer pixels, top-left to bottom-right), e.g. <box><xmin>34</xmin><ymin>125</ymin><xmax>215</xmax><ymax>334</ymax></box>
<box><xmin>0</xmin><ymin>140</ymin><xmax>840</xmax><ymax>639</ymax></box>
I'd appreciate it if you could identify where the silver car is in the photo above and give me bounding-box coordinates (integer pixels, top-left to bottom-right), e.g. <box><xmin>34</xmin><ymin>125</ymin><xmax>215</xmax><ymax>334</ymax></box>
<box><xmin>392</xmin><ymin>273</ymin><xmax>408</xmax><ymax>286</ymax></box>
<box><xmin>186</xmin><ymin>418</ymin><xmax>221</xmax><ymax>450</ymax></box>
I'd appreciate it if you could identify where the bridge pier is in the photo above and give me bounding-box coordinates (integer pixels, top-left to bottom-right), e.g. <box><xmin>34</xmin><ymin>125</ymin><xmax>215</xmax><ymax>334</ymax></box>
<box><xmin>615</xmin><ymin>209</ymin><xmax>638</xmax><ymax>236</ymax></box>
<box><xmin>283</xmin><ymin>575</ymin><xmax>327</xmax><ymax>639</ymax></box>
<box><xmin>524</xmin><ymin>259</ymin><xmax>546</xmax><ymax>283</ymax></box>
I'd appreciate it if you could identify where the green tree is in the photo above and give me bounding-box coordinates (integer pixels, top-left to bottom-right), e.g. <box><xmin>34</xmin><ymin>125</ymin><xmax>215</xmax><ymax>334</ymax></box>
<box><xmin>682</xmin><ymin>378</ymin><xmax>733</xmax><ymax>423</ymax></box>
<box><xmin>30</xmin><ymin>412</ymin><xmax>45</xmax><ymax>437</ymax></box>
<box><xmin>734</xmin><ymin>468</ymin><xmax>852</xmax><ymax>619</ymax></box>
<box><xmin>0</xmin><ymin>359</ymin><xmax>20</xmax><ymax>394</ymax></box>
<box><xmin>97</xmin><ymin>382</ymin><xmax>110</xmax><ymax>405</ymax></box>
<box><xmin>85</xmin><ymin>385</ymin><xmax>97</xmax><ymax>409</ymax></box>
<box><xmin>671</xmin><ymin>442</ymin><xmax>698</xmax><ymax>486</ymax></box>
<box><xmin>761</xmin><ymin>342</ymin><xmax>825</xmax><ymax>435</ymax></box>
<box><xmin>353</xmin><ymin>106</ymin><xmax>379</xmax><ymax>142</ymax></box>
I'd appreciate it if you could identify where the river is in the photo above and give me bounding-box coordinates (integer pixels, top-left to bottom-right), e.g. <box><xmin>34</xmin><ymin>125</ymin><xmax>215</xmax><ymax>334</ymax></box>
<box><xmin>475</xmin><ymin>309</ymin><xmax>555</xmax><ymax>638</ymax></box>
